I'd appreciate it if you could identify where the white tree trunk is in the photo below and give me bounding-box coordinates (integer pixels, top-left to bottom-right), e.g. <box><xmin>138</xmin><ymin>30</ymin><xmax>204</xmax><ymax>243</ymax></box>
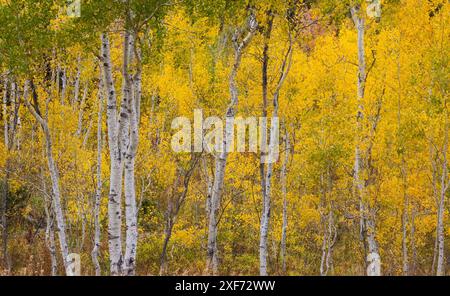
<box><xmin>41</xmin><ymin>111</ymin><xmax>70</xmax><ymax>275</ymax></box>
<box><xmin>351</xmin><ymin>6</ymin><xmax>381</xmax><ymax>276</ymax></box>
<box><xmin>25</xmin><ymin>81</ymin><xmax>71</xmax><ymax>275</ymax></box>
<box><xmin>397</xmin><ymin>59</ymin><xmax>409</xmax><ymax>275</ymax></box>
<box><xmin>259</xmin><ymin>34</ymin><xmax>292</xmax><ymax>276</ymax></box>
<box><xmin>76</xmin><ymin>83</ymin><xmax>88</xmax><ymax>136</ymax></box>
<box><xmin>410</xmin><ymin>207</ymin><xmax>417</xmax><ymax>275</ymax></box>
<box><xmin>42</xmin><ymin>171</ymin><xmax>58</xmax><ymax>276</ymax></box>
<box><xmin>101</xmin><ymin>33</ymin><xmax>124</xmax><ymax>275</ymax></box>
<box><xmin>401</xmin><ymin>169</ymin><xmax>409</xmax><ymax>275</ymax></box>
<box><xmin>436</xmin><ymin>112</ymin><xmax>448</xmax><ymax>276</ymax></box>
<box><xmin>123</xmin><ymin>45</ymin><xmax>141</xmax><ymax>276</ymax></box>
<box><xmin>101</xmin><ymin>30</ymin><xmax>141</xmax><ymax>276</ymax></box>
<box><xmin>206</xmin><ymin>116</ymin><xmax>230</xmax><ymax>275</ymax></box>
<box><xmin>92</xmin><ymin>77</ymin><xmax>104</xmax><ymax>276</ymax></box>
<box><xmin>431</xmin><ymin>142</ymin><xmax>439</xmax><ymax>273</ymax></box>
<box><xmin>259</xmin><ymin>16</ymin><xmax>272</xmax><ymax>276</ymax></box>
<box><xmin>320</xmin><ymin>208</ymin><xmax>336</xmax><ymax>276</ymax></box>
<box><xmin>206</xmin><ymin>15</ymin><xmax>258</xmax><ymax>275</ymax></box>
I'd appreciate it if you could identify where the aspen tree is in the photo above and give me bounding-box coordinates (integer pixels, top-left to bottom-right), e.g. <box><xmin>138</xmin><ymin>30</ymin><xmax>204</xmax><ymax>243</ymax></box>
<box><xmin>206</xmin><ymin>10</ymin><xmax>258</xmax><ymax>275</ymax></box>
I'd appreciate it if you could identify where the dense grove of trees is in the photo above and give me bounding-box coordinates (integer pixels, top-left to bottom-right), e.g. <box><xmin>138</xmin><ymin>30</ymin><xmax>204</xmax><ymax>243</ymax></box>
<box><xmin>0</xmin><ymin>0</ymin><xmax>448</xmax><ymax>275</ymax></box>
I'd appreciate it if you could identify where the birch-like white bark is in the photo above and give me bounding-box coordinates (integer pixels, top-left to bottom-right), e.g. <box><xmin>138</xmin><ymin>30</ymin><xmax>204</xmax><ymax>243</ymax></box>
<box><xmin>10</xmin><ymin>83</ymin><xmax>21</xmax><ymax>151</ymax></box>
<box><xmin>410</xmin><ymin>207</ymin><xmax>417</xmax><ymax>274</ymax></box>
<box><xmin>101</xmin><ymin>33</ymin><xmax>123</xmax><ymax>275</ymax></box>
<box><xmin>118</xmin><ymin>31</ymin><xmax>134</xmax><ymax>163</ymax></box>
<box><xmin>24</xmin><ymin>81</ymin><xmax>71</xmax><ymax>275</ymax></box>
<box><xmin>401</xmin><ymin>162</ymin><xmax>409</xmax><ymax>275</ymax></box>
<box><xmin>259</xmin><ymin>13</ymin><xmax>274</xmax><ymax>241</ymax></box>
<box><xmin>436</xmin><ymin>107</ymin><xmax>448</xmax><ymax>276</ymax></box>
<box><xmin>123</xmin><ymin>41</ymin><xmax>141</xmax><ymax>275</ymax></box>
<box><xmin>351</xmin><ymin>6</ymin><xmax>381</xmax><ymax>276</ymax></box>
<box><xmin>260</xmin><ymin>34</ymin><xmax>293</xmax><ymax>276</ymax></box>
<box><xmin>431</xmin><ymin>142</ymin><xmax>439</xmax><ymax>273</ymax></box>
<box><xmin>46</xmin><ymin>210</ymin><xmax>58</xmax><ymax>276</ymax></box>
<box><xmin>101</xmin><ymin>29</ymin><xmax>143</xmax><ymax>275</ymax></box>
<box><xmin>92</xmin><ymin>77</ymin><xmax>104</xmax><ymax>276</ymax></box>
<box><xmin>259</xmin><ymin>12</ymin><xmax>274</xmax><ymax>275</ymax></box>
<box><xmin>320</xmin><ymin>201</ymin><xmax>337</xmax><ymax>276</ymax></box>
<box><xmin>76</xmin><ymin>83</ymin><xmax>88</xmax><ymax>137</ymax></box>
<box><xmin>42</xmin><ymin>171</ymin><xmax>58</xmax><ymax>276</ymax></box>
<box><xmin>397</xmin><ymin>57</ymin><xmax>409</xmax><ymax>276</ymax></box>
<box><xmin>206</xmin><ymin>14</ymin><xmax>258</xmax><ymax>275</ymax></box>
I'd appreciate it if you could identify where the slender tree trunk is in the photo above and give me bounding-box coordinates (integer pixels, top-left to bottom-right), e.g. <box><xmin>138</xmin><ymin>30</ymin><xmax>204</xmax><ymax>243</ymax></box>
<box><xmin>280</xmin><ymin>129</ymin><xmax>289</xmax><ymax>275</ymax></box>
<box><xmin>401</xmin><ymin>172</ymin><xmax>409</xmax><ymax>276</ymax></box>
<box><xmin>40</xmin><ymin>113</ymin><xmax>70</xmax><ymax>274</ymax></box>
<box><xmin>118</xmin><ymin>32</ymin><xmax>133</xmax><ymax>160</ymax></box>
<box><xmin>436</xmin><ymin>109</ymin><xmax>448</xmax><ymax>276</ymax></box>
<box><xmin>320</xmin><ymin>208</ymin><xmax>336</xmax><ymax>276</ymax></box>
<box><xmin>76</xmin><ymin>193</ymin><xmax>87</xmax><ymax>254</ymax></box>
<box><xmin>1</xmin><ymin>172</ymin><xmax>10</xmax><ymax>273</ymax></box>
<box><xmin>397</xmin><ymin>56</ymin><xmax>409</xmax><ymax>276</ymax></box>
<box><xmin>42</xmin><ymin>171</ymin><xmax>58</xmax><ymax>276</ymax></box>
<box><xmin>160</xmin><ymin>215</ymin><xmax>173</xmax><ymax>275</ymax></box>
<box><xmin>207</xmin><ymin>149</ymin><xmax>227</xmax><ymax>275</ymax></box>
<box><xmin>326</xmin><ymin>208</ymin><xmax>336</xmax><ymax>275</ymax></box>
<box><xmin>101</xmin><ymin>33</ymin><xmax>123</xmax><ymax>275</ymax></box>
<box><xmin>47</xmin><ymin>212</ymin><xmax>58</xmax><ymax>276</ymax></box>
<box><xmin>101</xmin><ymin>29</ymin><xmax>142</xmax><ymax>276</ymax></box>
<box><xmin>430</xmin><ymin>141</ymin><xmax>439</xmax><ymax>274</ymax></box>
<box><xmin>76</xmin><ymin>83</ymin><xmax>88</xmax><ymax>136</ymax></box>
<box><xmin>123</xmin><ymin>78</ymin><xmax>139</xmax><ymax>276</ymax></box>
<box><xmin>45</xmin><ymin>210</ymin><xmax>58</xmax><ymax>276</ymax></box>
<box><xmin>206</xmin><ymin>15</ymin><xmax>258</xmax><ymax>275</ymax></box>
<box><xmin>2</xmin><ymin>80</ymin><xmax>21</xmax><ymax>272</ymax></box>
<box><xmin>436</xmin><ymin>198</ymin><xmax>445</xmax><ymax>276</ymax></box>
<box><xmin>92</xmin><ymin>77</ymin><xmax>104</xmax><ymax>276</ymax></box>
<box><xmin>260</xmin><ymin>136</ymin><xmax>273</xmax><ymax>275</ymax></box>
<box><xmin>123</xmin><ymin>34</ymin><xmax>141</xmax><ymax>276</ymax></box>
<box><xmin>160</xmin><ymin>174</ymin><xmax>181</xmax><ymax>275</ymax></box>
<box><xmin>259</xmin><ymin>30</ymin><xmax>293</xmax><ymax>276</ymax></box>
<box><xmin>160</xmin><ymin>157</ymin><xmax>198</xmax><ymax>275</ymax></box>
<box><xmin>351</xmin><ymin>6</ymin><xmax>381</xmax><ymax>276</ymax></box>
<box><xmin>259</xmin><ymin>12</ymin><xmax>273</xmax><ymax>276</ymax></box>
<box><xmin>410</xmin><ymin>207</ymin><xmax>417</xmax><ymax>275</ymax></box>
<box><xmin>56</xmin><ymin>65</ymin><xmax>60</xmax><ymax>96</ymax></box>
<box><xmin>25</xmin><ymin>81</ymin><xmax>71</xmax><ymax>275</ymax></box>
<box><xmin>1</xmin><ymin>77</ymin><xmax>11</xmax><ymax>273</ymax></box>
<box><xmin>320</xmin><ymin>208</ymin><xmax>328</xmax><ymax>276</ymax></box>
